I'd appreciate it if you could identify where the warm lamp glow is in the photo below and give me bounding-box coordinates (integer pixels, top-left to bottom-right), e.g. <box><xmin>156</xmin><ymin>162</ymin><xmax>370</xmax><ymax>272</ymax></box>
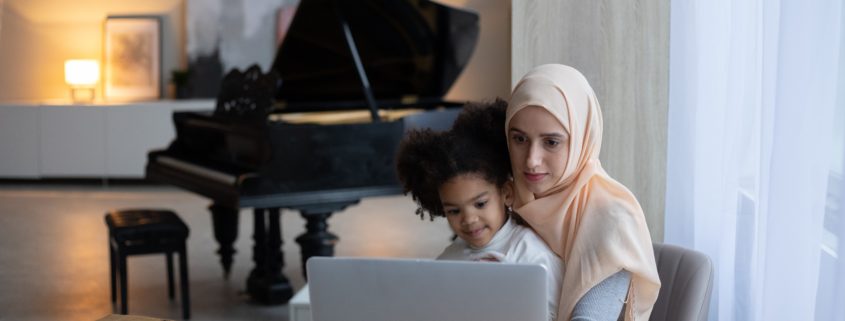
<box><xmin>64</xmin><ymin>59</ymin><xmax>99</xmax><ymax>86</ymax></box>
<box><xmin>64</xmin><ymin>59</ymin><xmax>99</xmax><ymax>103</ymax></box>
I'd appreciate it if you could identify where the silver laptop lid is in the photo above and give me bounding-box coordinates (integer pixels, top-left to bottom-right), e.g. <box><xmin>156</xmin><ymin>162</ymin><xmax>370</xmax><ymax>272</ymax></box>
<box><xmin>306</xmin><ymin>257</ymin><xmax>548</xmax><ymax>321</ymax></box>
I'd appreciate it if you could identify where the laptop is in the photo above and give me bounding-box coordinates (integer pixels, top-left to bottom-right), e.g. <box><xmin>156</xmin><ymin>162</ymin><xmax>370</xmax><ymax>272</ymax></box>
<box><xmin>306</xmin><ymin>257</ymin><xmax>548</xmax><ymax>321</ymax></box>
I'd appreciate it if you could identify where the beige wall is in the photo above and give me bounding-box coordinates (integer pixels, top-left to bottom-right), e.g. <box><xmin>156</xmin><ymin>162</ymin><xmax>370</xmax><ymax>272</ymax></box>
<box><xmin>0</xmin><ymin>0</ymin><xmax>508</xmax><ymax>103</ymax></box>
<box><xmin>0</xmin><ymin>0</ymin><xmax>184</xmax><ymax>102</ymax></box>
<box><xmin>512</xmin><ymin>0</ymin><xmax>669</xmax><ymax>241</ymax></box>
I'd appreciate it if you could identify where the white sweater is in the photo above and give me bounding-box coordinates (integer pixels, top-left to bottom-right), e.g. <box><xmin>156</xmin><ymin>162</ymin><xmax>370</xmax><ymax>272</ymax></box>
<box><xmin>437</xmin><ymin>217</ymin><xmax>563</xmax><ymax>321</ymax></box>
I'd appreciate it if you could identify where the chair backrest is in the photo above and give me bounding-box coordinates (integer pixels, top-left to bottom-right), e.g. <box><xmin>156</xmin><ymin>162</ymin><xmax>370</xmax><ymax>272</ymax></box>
<box><xmin>649</xmin><ymin>243</ymin><xmax>714</xmax><ymax>321</ymax></box>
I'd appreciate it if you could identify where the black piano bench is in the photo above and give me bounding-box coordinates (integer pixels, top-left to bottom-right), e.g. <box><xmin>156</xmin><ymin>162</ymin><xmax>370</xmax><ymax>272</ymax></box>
<box><xmin>105</xmin><ymin>209</ymin><xmax>191</xmax><ymax>319</ymax></box>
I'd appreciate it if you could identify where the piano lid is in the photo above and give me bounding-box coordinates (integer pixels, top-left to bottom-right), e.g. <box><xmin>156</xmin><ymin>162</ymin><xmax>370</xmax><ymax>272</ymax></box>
<box><xmin>271</xmin><ymin>0</ymin><xmax>480</xmax><ymax>105</ymax></box>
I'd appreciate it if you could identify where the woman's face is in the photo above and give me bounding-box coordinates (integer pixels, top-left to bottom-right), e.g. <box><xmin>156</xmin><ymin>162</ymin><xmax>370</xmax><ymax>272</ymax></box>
<box><xmin>439</xmin><ymin>174</ymin><xmax>509</xmax><ymax>248</ymax></box>
<box><xmin>508</xmin><ymin>106</ymin><xmax>569</xmax><ymax>196</ymax></box>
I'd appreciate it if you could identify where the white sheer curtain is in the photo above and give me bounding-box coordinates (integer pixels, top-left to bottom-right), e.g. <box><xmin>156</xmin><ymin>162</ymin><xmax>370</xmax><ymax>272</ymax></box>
<box><xmin>665</xmin><ymin>1</ymin><xmax>844</xmax><ymax>320</ymax></box>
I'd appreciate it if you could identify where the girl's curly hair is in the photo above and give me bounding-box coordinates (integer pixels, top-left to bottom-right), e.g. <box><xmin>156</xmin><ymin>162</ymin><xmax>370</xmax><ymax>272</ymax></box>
<box><xmin>396</xmin><ymin>98</ymin><xmax>510</xmax><ymax>220</ymax></box>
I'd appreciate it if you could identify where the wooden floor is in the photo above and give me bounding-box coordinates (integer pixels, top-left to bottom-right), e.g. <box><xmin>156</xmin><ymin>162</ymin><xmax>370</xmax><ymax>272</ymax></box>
<box><xmin>0</xmin><ymin>183</ymin><xmax>451</xmax><ymax>321</ymax></box>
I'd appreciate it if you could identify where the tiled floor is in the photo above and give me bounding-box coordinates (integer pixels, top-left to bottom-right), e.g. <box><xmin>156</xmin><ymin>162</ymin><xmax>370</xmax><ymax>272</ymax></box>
<box><xmin>0</xmin><ymin>183</ymin><xmax>452</xmax><ymax>321</ymax></box>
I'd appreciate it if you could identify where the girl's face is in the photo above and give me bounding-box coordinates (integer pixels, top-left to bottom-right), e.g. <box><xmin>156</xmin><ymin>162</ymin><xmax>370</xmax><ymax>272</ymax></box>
<box><xmin>438</xmin><ymin>174</ymin><xmax>510</xmax><ymax>248</ymax></box>
<box><xmin>508</xmin><ymin>106</ymin><xmax>569</xmax><ymax>196</ymax></box>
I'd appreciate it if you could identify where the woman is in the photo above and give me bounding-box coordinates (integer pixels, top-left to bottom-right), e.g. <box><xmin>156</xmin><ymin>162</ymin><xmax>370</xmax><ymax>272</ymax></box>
<box><xmin>506</xmin><ymin>64</ymin><xmax>660</xmax><ymax>321</ymax></box>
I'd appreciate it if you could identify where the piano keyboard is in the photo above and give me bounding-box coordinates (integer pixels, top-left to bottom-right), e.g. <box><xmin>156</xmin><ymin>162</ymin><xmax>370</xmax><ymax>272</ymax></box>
<box><xmin>269</xmin><ymin>109</ymin><xmax>423</xmax><ymax>125</ymax></box>
<box><xmin>157</xmin><ymin>156</ymin><xmax>239</xmax><ymax>185</ymax></box>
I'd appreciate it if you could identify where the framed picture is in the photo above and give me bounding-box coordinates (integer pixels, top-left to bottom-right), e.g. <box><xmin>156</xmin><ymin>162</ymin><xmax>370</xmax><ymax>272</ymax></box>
<box><xmin>103</xmin><ymin>15</ymin><xmax>161</xmax><ymax>101</ymax></box>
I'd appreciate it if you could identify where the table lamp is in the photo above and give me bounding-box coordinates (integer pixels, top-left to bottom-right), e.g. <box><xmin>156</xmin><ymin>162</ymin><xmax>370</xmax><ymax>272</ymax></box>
<box><xmin>65</xmin><ymin>59</ymin><xmax>99</xmax><ymax>103</ymax></box>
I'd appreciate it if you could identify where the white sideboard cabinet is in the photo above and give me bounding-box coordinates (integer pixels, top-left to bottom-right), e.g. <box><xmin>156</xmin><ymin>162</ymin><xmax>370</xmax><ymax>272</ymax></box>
<box><xmin>0</xmin><ymin>100</ymin><xmax>214</xmax><ymax>179</ymax></box>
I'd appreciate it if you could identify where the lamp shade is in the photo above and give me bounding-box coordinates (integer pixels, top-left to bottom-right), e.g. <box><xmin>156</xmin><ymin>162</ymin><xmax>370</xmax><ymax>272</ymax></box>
<box><xmin>64</xmin><ymin>59</ymin><xmax>99</xmax><ymax>86</ymax></box>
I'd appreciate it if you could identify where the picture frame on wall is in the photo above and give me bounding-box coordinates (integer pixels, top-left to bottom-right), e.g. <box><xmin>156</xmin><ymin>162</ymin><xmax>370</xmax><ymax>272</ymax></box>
<box><xmin>103</xmin><ymin>15</ymin><xmax>161</xmax><ymax>101</ymax></box>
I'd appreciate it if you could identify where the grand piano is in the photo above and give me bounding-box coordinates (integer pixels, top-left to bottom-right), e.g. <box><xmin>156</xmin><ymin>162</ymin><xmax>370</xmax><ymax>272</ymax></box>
<box><xmin>145</xmin><ymin>0</ymin><xmax>479</xmax><ymax>304</ymax></box>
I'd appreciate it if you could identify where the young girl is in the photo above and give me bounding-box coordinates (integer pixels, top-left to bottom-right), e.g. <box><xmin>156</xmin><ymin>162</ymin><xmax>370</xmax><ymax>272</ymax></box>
<box><xmin>507</xmin><ymin>64</ymin><xmax>660</xmax><ymax>321</ymax></box>
<box><xmin>396</xmin><ymin>100</ymin><xmax>563</xmax><ymax>321</ymax></box>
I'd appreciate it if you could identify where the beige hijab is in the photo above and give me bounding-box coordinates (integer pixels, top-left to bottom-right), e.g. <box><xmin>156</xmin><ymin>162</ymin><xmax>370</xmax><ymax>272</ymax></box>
<box><xmin>506</xmin><ymin>64</ymin><xmax>660</xmax><ymax>321</ymax></box>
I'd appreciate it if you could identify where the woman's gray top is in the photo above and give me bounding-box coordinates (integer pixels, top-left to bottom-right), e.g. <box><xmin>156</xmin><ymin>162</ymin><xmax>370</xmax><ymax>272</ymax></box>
<box><xmin>569</xmin><ymin>270</ymin><xmax>631</xmax><ymax>321</ymax></box>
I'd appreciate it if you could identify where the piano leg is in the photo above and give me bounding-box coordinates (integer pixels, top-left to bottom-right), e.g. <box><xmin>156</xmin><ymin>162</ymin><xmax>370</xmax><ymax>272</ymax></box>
<box><xmin>246</xmin><ymin>208</ymin><xmax>293</xmax><ymax>304</ymax></box>
<box><xmin>295</xmin><ymin>211</ymin><xmax>340</xmax><ymax>279</ymax></box>
<box><xmin>209</xmin><ymin>203</ymin><xmax>238</xmax><ymax>278</ymax></box>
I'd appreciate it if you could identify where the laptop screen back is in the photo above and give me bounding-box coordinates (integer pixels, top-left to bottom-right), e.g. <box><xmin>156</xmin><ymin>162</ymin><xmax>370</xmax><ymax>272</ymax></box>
<box><xmin>306</xmin><ymin>257</ymin><xmax>548</xmax><ymax>321</ymax></box>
